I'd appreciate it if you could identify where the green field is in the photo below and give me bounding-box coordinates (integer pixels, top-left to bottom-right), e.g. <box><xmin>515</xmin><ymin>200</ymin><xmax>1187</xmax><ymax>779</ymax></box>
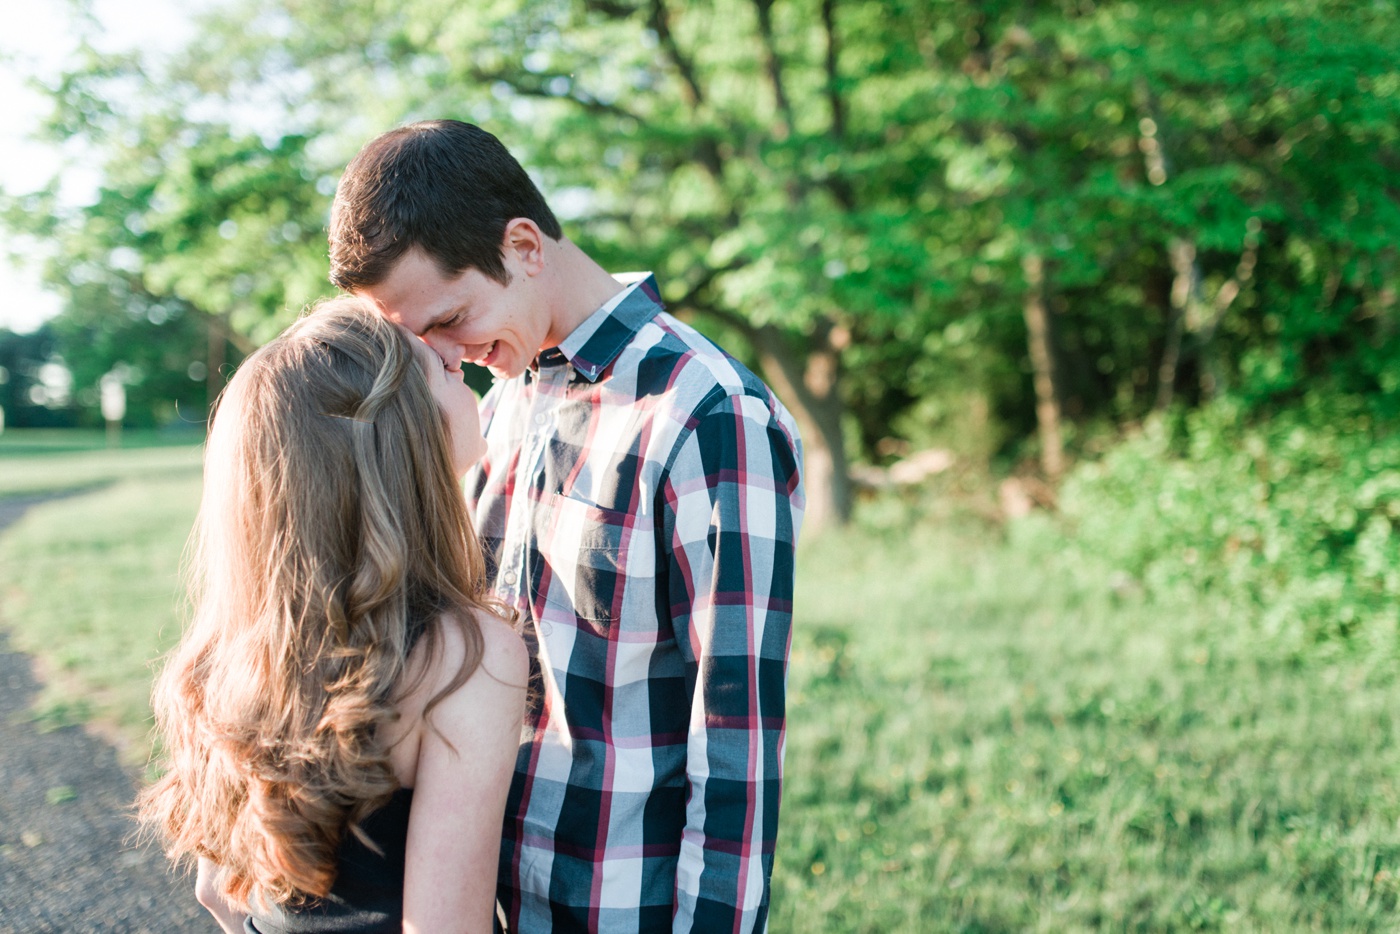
<box><xmin>775</xmin><ymin>506</ymin><xmax>1400</xmax><ymax>931</ymax></box>
<box><xmin>0</xmin><ymin>432</ymin><xmax>204</xmax><ymax>758</ymax></box>
<box><xmin>0</xmin><ymin>428</ymin><xmax>204</xmax><ymax>499</ymax></box>
<box><xmin>1</xmin><ymin>436</ymin><xmax>1398</xmax><ymax>930</ymax></box>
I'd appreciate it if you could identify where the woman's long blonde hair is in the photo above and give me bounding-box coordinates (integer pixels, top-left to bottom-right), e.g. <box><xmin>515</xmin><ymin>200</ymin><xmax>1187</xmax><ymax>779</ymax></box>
<box><xmin>138</xmin><ymin>297</ymin><xmax>494</xmax><ymax>907</ymax></box>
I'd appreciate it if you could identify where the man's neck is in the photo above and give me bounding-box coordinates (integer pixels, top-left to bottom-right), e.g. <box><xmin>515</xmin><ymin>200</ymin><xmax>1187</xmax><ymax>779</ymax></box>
<box><xmin>541</xmin><ymin>239</ymin><xmax>630</xmax><ymax>349</ymax></box>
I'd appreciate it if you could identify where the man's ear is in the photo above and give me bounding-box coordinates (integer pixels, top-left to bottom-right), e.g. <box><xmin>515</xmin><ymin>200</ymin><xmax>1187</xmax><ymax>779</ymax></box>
<box><xmin>502</xmin><ymin>218</ymin><xmax>546</xmax><ymax>277</ymax></box>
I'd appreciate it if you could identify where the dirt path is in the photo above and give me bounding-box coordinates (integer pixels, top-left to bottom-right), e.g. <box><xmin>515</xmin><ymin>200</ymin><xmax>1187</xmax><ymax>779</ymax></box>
<box><xmin>0</xmin><ymin>494</ymin><xmax>210</xmax><ymax>932</ymax></box>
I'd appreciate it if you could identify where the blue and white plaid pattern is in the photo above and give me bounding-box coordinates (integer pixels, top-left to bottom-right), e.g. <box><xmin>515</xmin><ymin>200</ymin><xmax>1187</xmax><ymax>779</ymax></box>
<box><xmin>467</xmin><ymin>275</ymin><xmax>804</xmax><ymax>932</ymax></box>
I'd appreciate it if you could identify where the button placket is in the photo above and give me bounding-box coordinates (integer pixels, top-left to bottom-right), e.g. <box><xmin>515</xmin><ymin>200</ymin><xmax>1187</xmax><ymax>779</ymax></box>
<box><xmin>497</xmin><ymin>385</ymin><xmax>544</xmax><ymax>601</ymax></box>
<box><xmin>499</xmin><ymin>365</ymin><xmax>566</xmax><ymax>603</ymax></box>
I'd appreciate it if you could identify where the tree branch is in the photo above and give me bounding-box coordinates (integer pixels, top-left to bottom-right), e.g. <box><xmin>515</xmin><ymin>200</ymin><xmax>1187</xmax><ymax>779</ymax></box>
<box><xmin>668</xmin><ymin>255</ymin><xmax>752</xmax><ymax>312</ymax></box>
<box><xmin>685</xmin><ymin>296</ymin><xmax>759</xmax><ymax>341</ymax></box>
<box><xmin>641</xmin><ymin>0</ymin><xmax>727</xmax><ymax>182</ymax></box>
<box><xmin>1155</xmin><ymin>238</ymin><xmax>1192</xmax><ymax>410</ymax></box>
<box><xmin>647</xmin><ymin>0</ymin><xmax>705</xmax><ymax>108</ymax></box>
<box><xmin>1201</xmin><ymin>221</ymin><xmax>1260</xmax><ymax>337</ymax></box>
<box><xmin>751</xmin><ymin>0</ymin><xmax>795</xmax><ymax>137</ymax></box>
<box><xmin>580</xmin><ymin>0</ymin><xmax>640</xmax><ymax>18</ymax></box>
<box><xmin>820</xmin><ymin>0</ymin><xmax>856</xmax><ymax>211</ymax></box>
<box><xmin>128</xmin><ymin>278</ymin><xmax>257</xmax><ymax>354</ymax></box>
<box><xmin>822</xmin><ymin>0</ymin><xmax>844</xmax><ymax>140</ymax></box>
<box><xmin>466</xmin><ymin>68</ymin><xmax>649</xmax><ymax>125</ymax></box>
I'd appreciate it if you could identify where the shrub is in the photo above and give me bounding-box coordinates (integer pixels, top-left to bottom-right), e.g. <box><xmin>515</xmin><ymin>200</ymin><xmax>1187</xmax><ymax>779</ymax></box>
<box><xmin>1050</xmin><ymin>397</ymin><xmax>1400</xmax><ymax>657</ymax></box>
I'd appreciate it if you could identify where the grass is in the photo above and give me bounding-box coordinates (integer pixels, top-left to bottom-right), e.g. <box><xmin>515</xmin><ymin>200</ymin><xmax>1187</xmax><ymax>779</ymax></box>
<box><xmin>0</xmin><ymin>428</ymin><xmax>204</xmax><ymax>498</ymax></box>
<box><xmin>771</xmin><ymin>500</ymin><xmax>1400</xmax><ymax>932</ymax></box>
<box><xmin>2</xmin><ymin>443</ymin><xmax>1399</xmax><ymax>929</ymax></box>
<box><xmin>0</xmin><ymin>427</ymin><xmax>204</xmax><ymax>455</ymax></box>
<box><xmin>0</xmin><ymin>437</ymin><xmax>202</xmax><ymax>759</ymax></box>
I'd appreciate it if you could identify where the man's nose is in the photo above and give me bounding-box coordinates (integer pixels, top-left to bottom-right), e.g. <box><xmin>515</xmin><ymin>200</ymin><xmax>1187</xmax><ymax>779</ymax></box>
<box><xmin>423</xmin><ymin>333</ymin><xmax>465</xmax><ymax>370</ymax></box>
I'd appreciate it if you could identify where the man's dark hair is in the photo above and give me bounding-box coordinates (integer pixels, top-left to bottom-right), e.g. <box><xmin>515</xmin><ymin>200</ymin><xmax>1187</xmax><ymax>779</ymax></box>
<box><xmin>328</xmin><ymin>120</ymin><xmax>562</xmax><ymax>290</ymax></box>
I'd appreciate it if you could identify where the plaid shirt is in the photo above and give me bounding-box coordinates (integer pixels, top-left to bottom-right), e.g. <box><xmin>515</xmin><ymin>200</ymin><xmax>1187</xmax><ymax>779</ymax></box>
<box><xmin>467</xmin><ymin>275</ymin><xmax>804</xmax><ymax>933</ymax></box>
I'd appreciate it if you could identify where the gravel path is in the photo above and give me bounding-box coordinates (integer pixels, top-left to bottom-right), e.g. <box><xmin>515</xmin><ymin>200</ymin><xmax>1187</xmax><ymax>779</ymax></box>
<box><xmin>0</xmin><ymin>494</ymin><xmax>211</xmax><ymax>933</ymax></box>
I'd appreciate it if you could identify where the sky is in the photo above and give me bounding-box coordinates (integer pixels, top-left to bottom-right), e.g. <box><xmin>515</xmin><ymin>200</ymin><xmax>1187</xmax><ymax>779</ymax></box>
<box><xmin>0</xmin><ymin>1</ymin><xmax>203</xmax><ymax>333</ymax></box>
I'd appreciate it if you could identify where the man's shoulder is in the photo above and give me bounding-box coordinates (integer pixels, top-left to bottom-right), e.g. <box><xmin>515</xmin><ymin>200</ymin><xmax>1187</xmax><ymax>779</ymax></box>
<box><xmin>627</xmin><ymin>310</ymin><xmax>777</xmax><ymax>416</ymax></box>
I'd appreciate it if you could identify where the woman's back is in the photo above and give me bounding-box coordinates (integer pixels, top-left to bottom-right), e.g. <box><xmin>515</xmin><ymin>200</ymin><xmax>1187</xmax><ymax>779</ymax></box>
<box><xmin>142</xmin><ymin>300</ymin><xmax>527</xmax><ymax>934</ymax></box>
<box><xmin>234</xmin><ymin>608</ymin><xmax>527</xmax><ymax>934</ymax></box>
<box><xmin>244</xmin><ymin>788</ymin><xmax>413</xmax><ymax>934</ymax></box>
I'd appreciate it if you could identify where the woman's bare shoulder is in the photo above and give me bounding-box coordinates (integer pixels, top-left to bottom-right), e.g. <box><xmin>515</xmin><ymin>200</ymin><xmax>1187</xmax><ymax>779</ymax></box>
<box><xmin>414</xmin><ymin>608</ymin><xmax>527</xmax><ymax>706</ymax></box>
<box><xmin>400</xmin><ymin>613</ymin><xmax>526</xmax><ymax>931</ymax></box>
<box><xmin>399</xmin><ymin>609</ymin><xmax>525</xmax><ymax>713</ymax></box>
<box><xmin>469</xmin><ymin>608</ymin><xmax>530</xmax><ymax>688</ymax></box>
<box><xmin>406</xmin><ymin>610</ymin><xmax>526</xmax><ymax>775</ymax></box>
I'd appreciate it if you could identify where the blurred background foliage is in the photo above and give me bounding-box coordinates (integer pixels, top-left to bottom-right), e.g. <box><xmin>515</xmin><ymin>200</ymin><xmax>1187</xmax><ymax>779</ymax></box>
<box><xmin>1</xmin><ymin>0</ymin><xmax>1398</xmax><ymax>638</ymax></box>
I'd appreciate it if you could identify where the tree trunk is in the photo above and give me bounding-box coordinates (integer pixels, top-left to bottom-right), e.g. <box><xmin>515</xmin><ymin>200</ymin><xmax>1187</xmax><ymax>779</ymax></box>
<box><xmin>1194</xmin><ymin>222</ymin><xmax>1261</xmax><ymax>401</ymax></box>
<box><xmin>1021</xmin><ymin>252</ymin><xmax>1064</xmax><ymax>480</ymax></box>
<box><xmin>751</xmin><ymin>320</ymin><xmax>853</xmax><ymax>532</ymax></box>
<box><xmin>1156</xmin><ymin>238</ymin><xmax>1196</xmax><ymax>411</ymax></box>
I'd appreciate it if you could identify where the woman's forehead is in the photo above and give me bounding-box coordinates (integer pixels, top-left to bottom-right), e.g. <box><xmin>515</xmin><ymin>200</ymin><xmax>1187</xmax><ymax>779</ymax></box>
<box><xmin>405</xmin><ymin>332</ymin><xmax>439</xmax><ymax>367</ymax></box>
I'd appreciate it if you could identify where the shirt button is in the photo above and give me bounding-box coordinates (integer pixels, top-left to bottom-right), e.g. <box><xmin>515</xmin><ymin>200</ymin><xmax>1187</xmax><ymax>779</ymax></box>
<box><xmin>503</xmin><ymin>570</ymin><xmax>518</xmax><ymax>586</ymax></box>
<box><xmin>534</xmin><ymin>413</ymin><xmax>548</xmax><ymax>426</ymax></box>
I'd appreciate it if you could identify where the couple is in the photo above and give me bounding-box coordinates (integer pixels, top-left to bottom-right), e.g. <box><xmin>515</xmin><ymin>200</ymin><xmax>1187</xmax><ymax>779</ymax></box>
<box><xmin>139</xmin><ymin>120</ymin><xmax>806</xmax><ymax>933</ymax></box>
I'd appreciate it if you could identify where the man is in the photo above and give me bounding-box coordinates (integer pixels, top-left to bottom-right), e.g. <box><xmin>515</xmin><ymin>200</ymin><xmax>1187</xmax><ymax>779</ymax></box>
<box><xmin>330</xmin><ymin>119</ymin><xmax>804</xmax><ymax>933</ymax></box>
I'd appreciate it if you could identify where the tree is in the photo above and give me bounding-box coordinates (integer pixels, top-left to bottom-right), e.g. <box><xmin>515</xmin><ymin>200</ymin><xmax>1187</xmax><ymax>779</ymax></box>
<box><xmin>1</xmin><ymin>36</ymin><xmax>336</xmax><ymax>426</ymax></box>
<box><xmin>5</xmin><ymin>0</ymin><xmax>1397</xmax><ymax>519</ymax></box>
<box><xmin>168</xmin><ymin>0</ymin><xmax>981</xmax><ymax>527</ymax></box>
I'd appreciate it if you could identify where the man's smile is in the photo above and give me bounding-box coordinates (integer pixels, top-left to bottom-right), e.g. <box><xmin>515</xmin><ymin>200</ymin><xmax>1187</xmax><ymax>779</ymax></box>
<box><xmin>469</xmin><ymin>340</ymin><xmax>499</xmax><ymax>368</ymax></box>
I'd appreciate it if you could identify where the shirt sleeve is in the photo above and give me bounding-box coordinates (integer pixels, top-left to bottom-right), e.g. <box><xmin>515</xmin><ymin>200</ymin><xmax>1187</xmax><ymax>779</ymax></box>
<box><xmin>662</xmin><ymin>389</ymin><xmax>804</xmax><ymax>934</ymax></box>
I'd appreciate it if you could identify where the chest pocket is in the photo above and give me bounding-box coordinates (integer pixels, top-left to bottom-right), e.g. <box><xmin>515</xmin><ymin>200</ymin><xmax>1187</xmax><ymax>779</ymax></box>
<box><xmin>535</xmin><ymin>492</ymin><xmax>657</xmax><ymax>625</ymax></box>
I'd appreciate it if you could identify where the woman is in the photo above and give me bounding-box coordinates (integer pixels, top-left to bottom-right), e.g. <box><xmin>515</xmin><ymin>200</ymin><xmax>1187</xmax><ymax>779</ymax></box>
<box><xmin>138</xmin><ymin>297</ymin><xmax>527</xmax><ymax>933</ymax></box>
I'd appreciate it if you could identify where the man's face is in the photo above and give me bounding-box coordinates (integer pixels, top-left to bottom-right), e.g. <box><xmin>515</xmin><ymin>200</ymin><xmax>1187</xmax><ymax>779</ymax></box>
<box><xmin>358</xmin><ymin>247</ymin><xmax>547</xmax><ymax>381</ymax></box>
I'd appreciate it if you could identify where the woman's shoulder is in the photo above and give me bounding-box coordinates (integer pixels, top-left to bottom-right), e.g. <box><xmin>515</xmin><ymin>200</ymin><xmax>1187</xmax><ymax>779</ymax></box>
<box><xmin>409</xmin><ymin>610</ymin><xmax>526</xmax><ymax>770</ymax></box>
<box><xmin>390</xmin><ymin>609</ymin><xmax>525</xmax><ymax>787</ymax></box>
<box><xmin>415</xmin><ymin>608</ymin><xmax>527</xmax><ymax>705</ymax></box>
<box><xmin>441</xmin><ymin>606</ymin><xmax>525</xmax><ymax>672</ymax></box>
<box><xmin>473</xmin><ymin>608</ymin><xmax>530</xmax><ymax>686</ymax></box>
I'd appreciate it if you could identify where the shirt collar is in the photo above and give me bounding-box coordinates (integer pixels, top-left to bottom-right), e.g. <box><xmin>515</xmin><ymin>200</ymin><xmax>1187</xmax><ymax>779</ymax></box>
<box><xmin>548</xmin><ymin>273</ymin><xmax>662</xmax><ymax>382</ymax></box>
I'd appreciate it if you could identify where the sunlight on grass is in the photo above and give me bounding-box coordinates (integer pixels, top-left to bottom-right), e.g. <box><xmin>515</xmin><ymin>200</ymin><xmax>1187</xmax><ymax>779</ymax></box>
<box><xmin>772</xmin><ymin>504</ymin><xmax>1400</xmax><ymax>932</ymax></box>
<box><xmin>0</xmin><ymin>430</ymin><xmax>203</xmax><ymax>498</ymax></box>
<box><xmin>2</xmin><ymin>450</ymin><xmax>1399</xmax><ymax>929</ymax></box>
<box><xmin>0</xmin><ymin>467</ymin><xmax>202</xmax><ymax>760</ymax></box>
